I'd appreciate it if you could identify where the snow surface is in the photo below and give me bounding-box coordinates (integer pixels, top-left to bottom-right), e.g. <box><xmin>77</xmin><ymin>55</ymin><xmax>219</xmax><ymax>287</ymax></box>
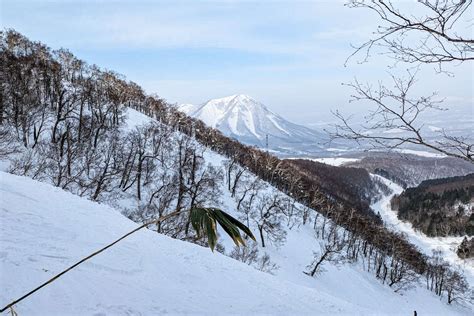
<box><xmin>372</xmin><ymin>174</ymin><xmax>474</xmax><ymax>285</ymax></box>
<box><xmin>286</xmin><ymin>157</ymin><xmax>360</xmax><ymax>166</ymax></box>
<box><xmin>123</xmin><ymin>107</ymin><xmax>155</xmax><ymax>131</ymax></box>
<box><xmin>396</xmin><ymin>148</ymin><xmax>447</xmax><ymax>158</ymax></box>
<box><xmin>428</xmin><ymin>125</ymin><xmax>443</xmax><ymax>132</ymax></box>
<box><xmin>308</xmin><ymin>157</ymin><xmax>360</xmax><ymax>166</ymax></box>
<box><xmin>0</xmin><ymin>172</ymin><xmax>357</xmax><ymax>315</ymax></box>
<box><xmin>0</xmin><ymin>171</ymin><xmax>469</xmax><ymax>315</ymax></box>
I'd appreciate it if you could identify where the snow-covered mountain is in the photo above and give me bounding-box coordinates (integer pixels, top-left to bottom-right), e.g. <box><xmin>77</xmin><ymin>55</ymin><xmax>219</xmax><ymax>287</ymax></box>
<box><xmin>179</xmin><ymin>95</ymin><xmax>334</xmax><ymax>156</ymax></box>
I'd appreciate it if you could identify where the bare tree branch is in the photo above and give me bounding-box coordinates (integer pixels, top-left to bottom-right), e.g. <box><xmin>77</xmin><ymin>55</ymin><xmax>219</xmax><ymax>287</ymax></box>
<box><xmin>345</xmin><ymin>0</ymin><xmax>474</xmax><ymax>68</ymax></box>
<box><xmin>330</xmin><ymin>71</ymin><xmax>473</xmax><ymax>162</ymax></box>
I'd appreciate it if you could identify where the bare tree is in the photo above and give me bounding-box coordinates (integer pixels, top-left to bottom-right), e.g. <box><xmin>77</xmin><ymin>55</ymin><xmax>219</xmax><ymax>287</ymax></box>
<box><xmin>332</xmin><ymin>0</ymin><xmax>473</xmax><ymax>163</ymax></box>
<box><xmin>0</xmin><ymin>126</ymin><xmax>19</xmax><ymax>157</ymax></box>
<box><xmin>305</xmin><ymin>237</ymin><xmax>345</xmax><ymax>277</ymax></box>
<box><xmin>444</xmin><ymin>269</ymin><xmax>469</xmax><ymax>304</ymax></box>
<box><xmin>224</xmin><ymin>158</ymin><xmax>245</xmax><ymax>198</ymax></box>
<box><xmin>229</xmin><ymin>241</ymin><xmax>279</xmax><ymax>274</ymax></box>
<box><xmin>346</xmin><ymin>0</ymin><xmax>474</xmax><ymax>68</ymax></box>
<box><xmin>332</xmin><ymin>70</ymin><xmax>473</xmax><ymax>162</ymax></box>
<box><xmin>253</xmin><ymin>194</ymin><xmax>286</xmax><ymax>248</ymax></box>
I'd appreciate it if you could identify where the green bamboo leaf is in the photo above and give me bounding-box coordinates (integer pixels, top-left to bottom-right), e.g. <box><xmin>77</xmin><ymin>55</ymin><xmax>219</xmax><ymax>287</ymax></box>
<box><xmin>215</xmin><ymin>214</ymin><xmax>243</xmax><ymax>246</ymax></box>
<box><xmin>190</xmin><ymin>208</ymin><xmax>203</xmax><ymax>236</ymax></box>
<box><xmin>218</xmin><ymin>209</ymin><xmax>256</xmax><ymax>242</ymax></box>
<box><xmin>211</xmin><ymin>209</ymin><xmax>247</xmax><ymax>247</ymax></box>
<box><xmin>190</xmin><ymin>207</ymin><xmax>255</xmax><ymax>251</ymax></box>
<box><xmin>205</xmin><ymin>214</ymin><xmax>217</xmax><ymax>251</ymax></box>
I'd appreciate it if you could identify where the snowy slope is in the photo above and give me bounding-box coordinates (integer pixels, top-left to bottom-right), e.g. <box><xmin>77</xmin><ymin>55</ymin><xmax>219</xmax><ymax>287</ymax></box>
<box><xmin>178</xmin><ymin>95</ymin><xmax>332</xmax><ymax>156</ymax></box>
<box><xmin>0</xmin><ymin>172</ymin><xmax>361</xmax><ymax>315</ymax></box>
<box><xmin>261</xmin><ymin>225</ymin><xmax>474</xmax><ymax>315</ymax></box>
<box><xmin>106</xmin><ymin>108</ymin><xmax>474</xmax><ymax>313</ymax></box>
<box><xmin>0</xmin><ymin>108</ymin><xmax>470</xmax><ymax>315</ymax></box>
<box><xmin>0</xmin><ymin>172</ymin><xmax>469</xmax><ymax>315</ymax></box>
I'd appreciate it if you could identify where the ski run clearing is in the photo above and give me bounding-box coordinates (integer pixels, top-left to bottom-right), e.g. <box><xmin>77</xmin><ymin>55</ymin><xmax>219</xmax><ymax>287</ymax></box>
<box><xmin>372</xmin><ymin>175</ymin><xmax>474</xmax><ymax>286</ymax></box>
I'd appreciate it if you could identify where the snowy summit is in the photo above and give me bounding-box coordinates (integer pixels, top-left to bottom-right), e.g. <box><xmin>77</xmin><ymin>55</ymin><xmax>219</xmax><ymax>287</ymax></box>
<box><xmin>179</xmin><ymin>95</ymin><xmax>329</xmax><ymax>156</ymax></box>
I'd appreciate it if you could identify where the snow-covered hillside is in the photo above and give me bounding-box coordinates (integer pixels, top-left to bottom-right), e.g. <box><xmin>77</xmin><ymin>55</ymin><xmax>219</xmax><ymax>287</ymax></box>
<box><xmin>0</xmin><ymin>172</ymin><xmax>345</xmax><ymax>315</ymax></box>
<box><xmin>179</xmin><ymin>95</ymin><xmax>332</xmax><ymax>156</ymax></box>
<box><xmin>0</xmin><ymin>171</ymin><xmax>469</xmax><ymax>315</ymax></box>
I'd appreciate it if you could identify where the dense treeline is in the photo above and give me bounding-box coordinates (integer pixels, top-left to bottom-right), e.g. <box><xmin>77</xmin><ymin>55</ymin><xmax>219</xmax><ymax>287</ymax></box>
<box><xmin>392</xmin><ymin>174</ymin><xmax>474</xmax><ymax>237</ymax></box>
<box><xmin>458</xmin><ymin>237</ymin><xmax>474</xmax><ymax>259</ymax></box>
<box><xmin>286</xmin><ymin>159</ymin><xmax>391</xmax><ymax>219</ymax></box>
<box><xmin>0</xmin><ymin>29</ymin><xmax>470</xmax><ymax>304</ymax></box>
<box><xmin>417</xmin><ymin>174</ymin><xmax>474</xmax><ymax>191</ymax></box>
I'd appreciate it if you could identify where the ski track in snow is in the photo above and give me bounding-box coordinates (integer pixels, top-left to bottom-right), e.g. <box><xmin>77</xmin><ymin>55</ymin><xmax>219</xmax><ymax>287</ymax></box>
<box><xmin>372</xmin><ymin>174</ymin><xmax>474</xmax><ymax>285</ymax></box>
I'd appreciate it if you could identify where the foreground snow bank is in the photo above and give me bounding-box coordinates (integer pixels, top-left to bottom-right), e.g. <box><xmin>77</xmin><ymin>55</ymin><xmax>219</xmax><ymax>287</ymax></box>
<box><xmin>0</xmin><ymin>172</ymin><xmax>362</xmax><ymax>315</ymax></box>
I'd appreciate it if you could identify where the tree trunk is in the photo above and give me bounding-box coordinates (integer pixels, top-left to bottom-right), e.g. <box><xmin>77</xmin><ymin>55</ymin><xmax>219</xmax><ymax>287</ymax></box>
<box><xmin>258</xmin><ymin>225</ymin><xmax>265</xmax><ymax>248</ymax></box>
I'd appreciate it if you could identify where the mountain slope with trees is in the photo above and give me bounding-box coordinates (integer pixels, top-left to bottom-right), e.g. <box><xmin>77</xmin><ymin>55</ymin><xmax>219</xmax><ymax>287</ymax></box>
<box><xmin>0</xmin><ymin>29</ymin><xmax>472</xmax><ymax>311</ymax></box>
<box><xmin>391</xmin><ymin>174</ymin><xmax>474</xmax><ymax>237</ymax></box>
<box><xmin>346</xmin><ymin>153</ymin><xmax>474</xmax><ymax>188</ymax></box>
<box><xmin>286</xmin><ymin>158</ymin><xmax>391</xmax><ymax>216</ymax></box>
<box><xmin>3</xmin><ymin>171</ymin><xmax>469</xmax><ymax>315</ymax></box>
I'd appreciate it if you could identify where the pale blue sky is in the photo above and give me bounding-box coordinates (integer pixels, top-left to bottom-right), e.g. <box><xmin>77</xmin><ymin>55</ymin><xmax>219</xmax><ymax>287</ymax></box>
<box><xmin>1</xmin><ymin>0</ymin><xmax>472</xmax><ymax>126</ymax></box>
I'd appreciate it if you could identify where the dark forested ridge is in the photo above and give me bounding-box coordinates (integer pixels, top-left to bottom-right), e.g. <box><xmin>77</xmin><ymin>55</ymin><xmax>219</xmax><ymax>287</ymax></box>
<box><xmin>391</xmin><ymin>174</ymin><xmax>474</xmax><ymax>237</ymax></box>
<box><xmin>458</xmin><ymin>237</ymin><xmax>474</xmax><ymax>259</ymax></box>
<box><xmin>0</xmin><ymin>29</ymin><xmax>470</xmax><ymax>303</ymax></box>
<box><xmin>286</xmin><ymin>159</ymin><xmax>390</xmax><ymax>222</ymax></box>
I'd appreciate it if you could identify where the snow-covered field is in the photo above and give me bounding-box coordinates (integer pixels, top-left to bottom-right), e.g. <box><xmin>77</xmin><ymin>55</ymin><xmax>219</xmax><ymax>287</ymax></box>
<box><xmin>395</xmin><ymin>148</ymin><xmax>447</xmax><ymax>158</ymax></box>
<box><xmin>372</xmin><ymin>175</ymin><xmax>474</xmax><ymax>285</ymax></box>
<box><xmin>1</xmin><ymin>171</ymin><xmax>469</xmax><ymax>315</ymax></box>
<box><xmin>287</xmin><ymin>157</ymin><xmax>360</xmax><ymax>166</ymax></box>
<box><xmin>307</xmin><ymin>157</ymin><xmax>360</xmax><ymax>166</ymax></box>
